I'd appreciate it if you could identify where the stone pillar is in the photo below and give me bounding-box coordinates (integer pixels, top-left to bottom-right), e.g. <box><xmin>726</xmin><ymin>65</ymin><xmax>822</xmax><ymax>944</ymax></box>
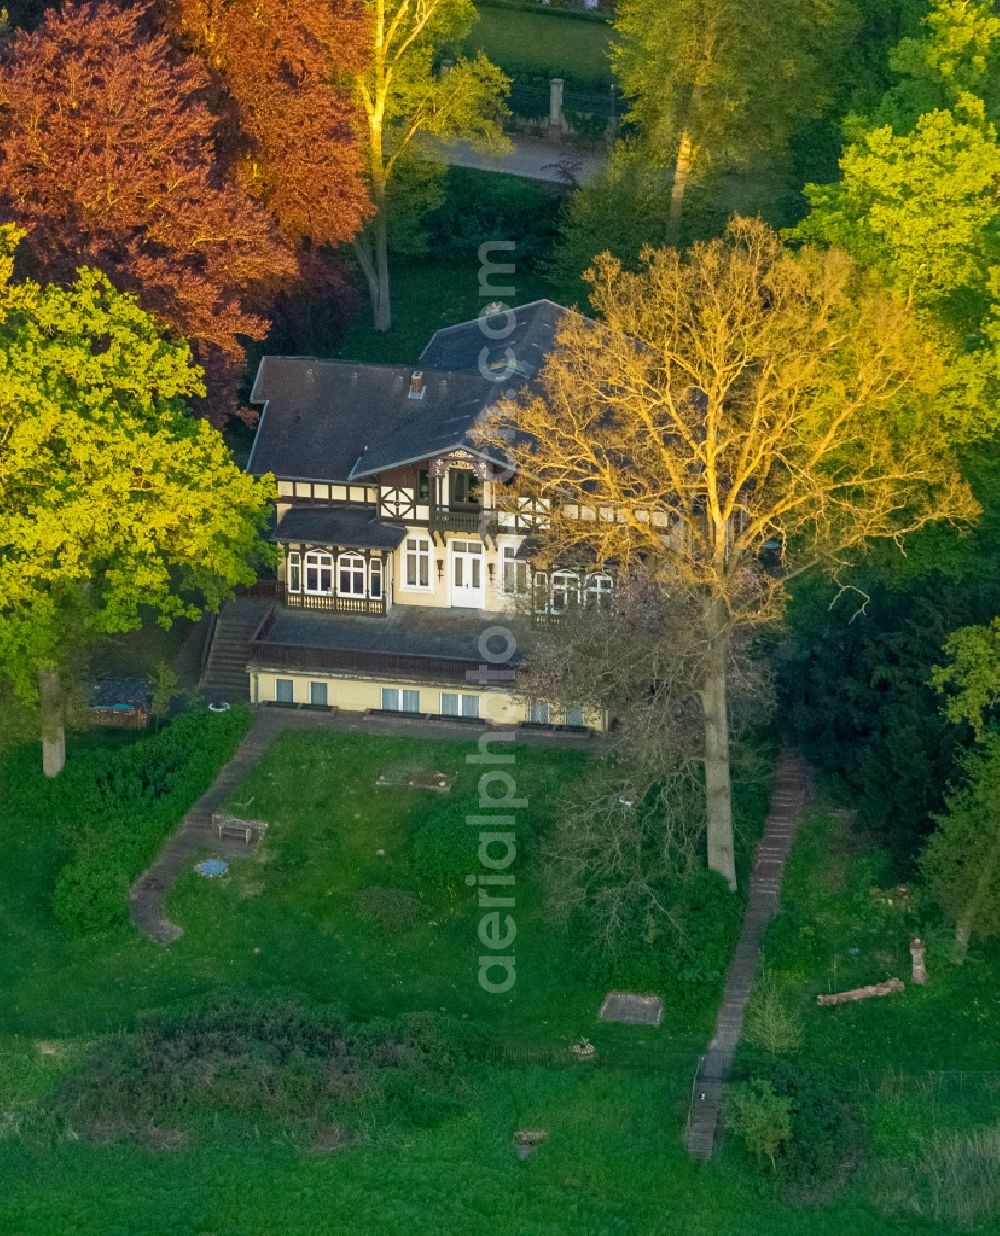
<box><xmin>909</xmin><ymin>937</ymin><xmax>928</xmax><ymax>985</ymax></box>
<box><xmin>549</xmin><ymin>78</ymin><xmax>565</xmax><ymax>133</ymax></box>
<box><xmin>440</xmin><ymin>58</ymin><xmax>454</xmax><ymax>79</ymax></box>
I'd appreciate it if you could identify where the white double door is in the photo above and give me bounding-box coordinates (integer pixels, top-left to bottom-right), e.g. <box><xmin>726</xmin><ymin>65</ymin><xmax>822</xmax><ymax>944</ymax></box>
<box><xmin>449</xmin><ymin>540</ymin><xmax>485</xmax><ymax>608</ymax></box>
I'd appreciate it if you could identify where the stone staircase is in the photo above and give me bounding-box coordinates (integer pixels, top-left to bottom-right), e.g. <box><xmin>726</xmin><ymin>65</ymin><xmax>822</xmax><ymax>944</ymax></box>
<box><xmin>201</xmin><ymin>598</ymin><xmax>272</xmax><ymax>705</ymax></box>
<box><xmin>684</xmin><ymin>751</ymin><xmax>810</xmax><ymax>1162</ymax></box>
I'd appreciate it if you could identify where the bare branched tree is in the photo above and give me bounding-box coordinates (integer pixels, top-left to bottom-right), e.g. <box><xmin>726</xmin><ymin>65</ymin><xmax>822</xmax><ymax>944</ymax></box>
<box><xmin>483</xmin><ymin>218</ymin><xmax>979</xmax><ymax>891</ymax></box>
<box><xmin>520</xmin><ymin>570</ymin><xmax>770</xmax><ymax>954</ymax></box>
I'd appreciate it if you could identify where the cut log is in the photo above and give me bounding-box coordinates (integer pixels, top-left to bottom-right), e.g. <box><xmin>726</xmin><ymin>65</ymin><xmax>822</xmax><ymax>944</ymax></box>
<box><xmin>817</xmin><ymin>978</ymin><xmax>904</xmax><ymax>1006</ymax></box>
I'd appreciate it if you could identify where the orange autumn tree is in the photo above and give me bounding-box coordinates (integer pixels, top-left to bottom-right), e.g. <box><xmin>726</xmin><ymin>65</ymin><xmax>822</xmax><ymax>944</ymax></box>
<box><xmin>0</xmin><ymin>1</ymin><xmax>294</xmax><ymax>420</ymax></box>
<box><xmin>166</xmin><ymin>0</ymin><xmax>372</xmax><ymax>253</ymax></box>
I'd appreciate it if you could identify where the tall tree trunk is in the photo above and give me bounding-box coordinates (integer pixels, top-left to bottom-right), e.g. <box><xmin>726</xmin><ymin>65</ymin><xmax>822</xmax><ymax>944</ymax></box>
<box><xmin>353</xmin><ymin>213</ymin><xmax>392</xmax><ymax>333</ymax></box>
<box><xmin>667</xmin><ymin>127</ymin><xmax>695</xmax><ymax>242</ymax></box>
<box><xmin>702</xmin><ymin>599</ymin><xmax>736</xmax><ymax>891</ymax></box>
<box><xmin>38</xmin><ymin>667</ymin><xmax>65</xmax><ymax>778</ymax></box>
<box><xmin>953</xmin><ymin>830</ymin><xmax>1000</xmax><ymax>963</ymax></box>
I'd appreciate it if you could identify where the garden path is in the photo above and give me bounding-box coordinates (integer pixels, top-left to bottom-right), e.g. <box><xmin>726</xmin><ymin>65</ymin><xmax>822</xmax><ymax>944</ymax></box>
<box><xmin>684</xmin><ymin>750</ymin><xmax>811</xmax><ymax>1162</ymax></box>
<box><xmin>128</xmin><ymin>706</ymin><xmax>597</xmax><ymax>945</ymax></box>
<box><xmin>435</xmin><ymin>134</ymin><xmax>606</xmax><ymax>185</ymax></box>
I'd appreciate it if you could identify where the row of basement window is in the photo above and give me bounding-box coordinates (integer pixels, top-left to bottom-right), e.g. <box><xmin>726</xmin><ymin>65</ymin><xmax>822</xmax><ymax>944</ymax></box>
<box><xmin>271</xmin><ymin>679</ymin><xmax>579</xmax><ymax>726</ymax></box>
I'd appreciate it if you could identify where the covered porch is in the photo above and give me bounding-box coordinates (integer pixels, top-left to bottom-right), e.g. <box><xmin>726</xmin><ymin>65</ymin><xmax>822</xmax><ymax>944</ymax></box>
<box><xmin>274</xmin><ymin>506</ymin><xmax>408</xmax><ymax>616</ymax></box>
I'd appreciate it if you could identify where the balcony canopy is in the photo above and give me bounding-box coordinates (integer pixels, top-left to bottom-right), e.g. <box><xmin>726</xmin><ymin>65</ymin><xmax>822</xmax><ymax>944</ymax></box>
<box><xmin>273</xmin><ymin>505</ymin><xmax>408</xmax><ymax>551</ymax></box>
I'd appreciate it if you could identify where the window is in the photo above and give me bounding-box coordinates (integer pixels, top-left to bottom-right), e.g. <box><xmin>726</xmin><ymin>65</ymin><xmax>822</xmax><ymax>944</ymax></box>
<box><xmin>550</xmin><ymin>570</ymin><xmax>581</xmax><ymax>612</ymax></box>
<box><xmin>368</xmin><ymin>557</ymin><xmax>383</xmax><ymax>599</ymax></box>
<box><xmin>565</xmin><ymin>705</ymin><xmax>585</xmax><ymax>728</ymax></box>
<box><xmin>337</xmin><ymin>553</ymin><xmax>366</xmax><ymax>597</ymax></box>
<box><xmin>304</xmin><ymin>551</ymin><xmax>333</xmax><ymax>594</ymax></box>
<box><xmin>403</xmin><ymin>536</ymin><xmax>431</xmax><ymax>590</ymax></box>
<box><xmin>275</xmin><ymin>678</ymin><xmax>294</xmax><ymax>704</ymax></box>
<box><xmin>501</xmin><ymin>545</ymin><xmax>530</xmax><ymax>596</ymax></box>
<box><xmin>585</xmin><ymin>572</ymin><xmax>614</xmax><ymax>607</ymax></box>
<box><xmin>286</xmin><ymin>550</ymin><xmax>301</xmax><ymax>593</ymax></box>
<box><xmin>450</xmin><ymin>469</ymin><xmax>480</xmax><ymax>507</ymax></box>
<box><xmin>441</xmin><ymin>693</ymin><xmax>480</xmax><ymax>719</ymax></box>
<box><xmin>309</xmin><ymin>681</ymin><xmax>328</xmax><ymax>707</ymax></box>
<box><xmin>528</xmin><ymin>700</ymin><xmax>550</xmax><ymax>725</ymax></box>
<box><xmin>381</xmin><ymin>687</ymin><xmax>420</xmax><ymax>713</ymax></box>
<box><xmin>417</xmin><ymin>469</ymin><xmax>430</xmax><ymax>500</ymax></box>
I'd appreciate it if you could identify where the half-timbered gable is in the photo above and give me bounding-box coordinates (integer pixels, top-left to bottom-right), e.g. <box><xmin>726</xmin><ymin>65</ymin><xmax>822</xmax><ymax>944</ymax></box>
<box><xmin>228</xmin><ymin>300</ymin><xmax>609</xmax><ymax>729</ymax></box>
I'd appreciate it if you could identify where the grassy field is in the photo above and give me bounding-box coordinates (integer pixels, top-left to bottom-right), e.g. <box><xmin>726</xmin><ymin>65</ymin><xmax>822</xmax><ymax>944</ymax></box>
<box><xmin>0</xmin><ymin>728</ymin><xmax>995</xmax><ymax>1231</ymax></box>
<box><xmin>752</xmin><ymin>808</ymin><xmax>1000</xmax><ymax>1074</ymax></box>
<box><xmin>466</xmin><ymin>4</ymin><xmax>613</xmax><ymax>84</ymax></box>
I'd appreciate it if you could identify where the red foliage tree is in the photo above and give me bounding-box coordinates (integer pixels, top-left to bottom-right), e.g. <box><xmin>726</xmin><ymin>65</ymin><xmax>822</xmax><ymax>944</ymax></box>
<box><xmin>167</xmin><ymin>0</ymin><xmax>372</xmax><ymax>250</ymax></box>
<box><xmin>0</xmin><ymin>1</ymin><xmax>296</xmax><ymax>420</ymax></box>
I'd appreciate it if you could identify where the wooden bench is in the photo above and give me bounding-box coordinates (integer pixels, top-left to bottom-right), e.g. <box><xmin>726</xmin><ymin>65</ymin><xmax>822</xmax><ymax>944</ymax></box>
<box><xmin>212</xmin><ymin>813</ymin><xmax>269</xmax><ymax>845</ymax></box>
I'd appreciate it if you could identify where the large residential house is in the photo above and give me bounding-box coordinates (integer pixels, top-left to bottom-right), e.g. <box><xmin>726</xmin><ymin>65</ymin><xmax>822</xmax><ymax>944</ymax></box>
<box><xmin>222</xmin><ymin>300</ymin><xmax>610</xmax><ymax>729</ymax></box>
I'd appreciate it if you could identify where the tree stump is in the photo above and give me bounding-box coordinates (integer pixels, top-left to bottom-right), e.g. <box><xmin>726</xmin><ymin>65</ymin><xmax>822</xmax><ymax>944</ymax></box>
<box><xmin>909</xmin><ymin>937</ymin><xmax>928</xmax><ymax>985</ymax></box>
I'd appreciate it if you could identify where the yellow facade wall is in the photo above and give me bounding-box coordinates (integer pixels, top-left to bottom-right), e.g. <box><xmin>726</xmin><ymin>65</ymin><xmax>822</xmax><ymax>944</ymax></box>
<box><xmin>250</xmin><ymin>668</ymin><xmax>602</xmax><ymax>730</ymax></box>
<box><xmin>390</xmin><ymin>530</ymin><xmax>518</xmax><ymax>612</ymax></box>
<box><xmin>252</xmin><ymin>668</ymin><xmax>523</xmax><ymax>725</ymax></box>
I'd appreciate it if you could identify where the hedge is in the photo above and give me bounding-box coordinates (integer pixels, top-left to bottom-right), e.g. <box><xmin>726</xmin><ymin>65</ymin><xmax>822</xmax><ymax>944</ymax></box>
<box><xmin>50</xmin><ymin>707</ymin><xmax>251</xmax><ymax>933</ymax></box>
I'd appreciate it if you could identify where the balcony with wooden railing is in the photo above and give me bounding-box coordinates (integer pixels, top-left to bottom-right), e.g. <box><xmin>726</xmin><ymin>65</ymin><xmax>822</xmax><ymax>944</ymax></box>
<box><xmin>236</xmin><ymin>580</ymin><xmax>386</xmax><ymax>616</ymax></box>
<box><xmin>428</xmin><ymin>504</ymin><xmax>500</xmax><ymax>539</ymax></box>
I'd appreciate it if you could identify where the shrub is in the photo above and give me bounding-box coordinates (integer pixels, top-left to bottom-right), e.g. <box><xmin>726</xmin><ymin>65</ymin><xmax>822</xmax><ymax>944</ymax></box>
<box><xmin>569</xmin><ymin>866</ymin><xmax>743</xmax><ymax>1015</ymax></box>
<box><xmin>54</xmin><ymin>995</ymin><xmax>478</xmax><ymax>1138</ymax></box>
<box><xmin>769</xmin><ymin>1062</ymin><xmax>860</xmax><ymax>1184</ymax></box>
<box><xmin>53</xmin><ymin>847</ymin><xmax>130</xmax><ymax>934</ymax></box>
<box><xmin>411</xmin><ymin>803</ymin><xmax>475</xmax><ymax>890</ymax></box>
<box><xmin>744</xmin><ymin>973</ymin><xmax>804</xmax><ymax>1055</ymax></box>
<box><xmin>725</xmin><ymin>1078</ymin><xmax>792</xmax><ymax>1170</ymax></box>
<box><xmin>51</xmin><ymin>706</ymin><xmax>251</xmax><ymax>932</ymax></box>
<box><xmin>423</xmin><ymin>167</ymin><xmax>560</xmax><ymax>268</ymax></box>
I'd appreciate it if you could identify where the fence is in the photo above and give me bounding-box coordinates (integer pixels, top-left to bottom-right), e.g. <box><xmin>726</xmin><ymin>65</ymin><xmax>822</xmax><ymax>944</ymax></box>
<box><xmin>506</xmin><ymin>77</ymin><xmax>624</xmax><ymax>145</ymax></box>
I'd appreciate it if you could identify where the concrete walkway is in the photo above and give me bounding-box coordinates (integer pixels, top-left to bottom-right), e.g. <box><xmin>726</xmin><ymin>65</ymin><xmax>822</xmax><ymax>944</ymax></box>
<box><xmin>128</xmin><ymin>706</ymin><xmax>599</xmax><ymax>945</ymax></box>
<box><xmin>685</xmin><ymin>750</ymin><xmax>810</xmax><ymax>1161</ymax></box>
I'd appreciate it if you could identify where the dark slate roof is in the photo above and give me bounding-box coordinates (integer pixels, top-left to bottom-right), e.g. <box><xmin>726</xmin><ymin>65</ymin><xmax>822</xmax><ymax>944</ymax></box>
<box><xmin>248</xmin><ymin>300</ymin><xmax>577</xmax><ymax>483</ymax></box>
<box><xmin>249</xmin><ymin>359</ymin><xmax>505</xmax><ymax>482</ymax></box>
<box><xmin>274</xmin><ymin>505</ymin><xmax>407</xmax><ymax>550</ymax></box>
<box><xmin>419</xmin><ymin>299</ymin><xmax>568</xmax><ymax>377</ymax></box>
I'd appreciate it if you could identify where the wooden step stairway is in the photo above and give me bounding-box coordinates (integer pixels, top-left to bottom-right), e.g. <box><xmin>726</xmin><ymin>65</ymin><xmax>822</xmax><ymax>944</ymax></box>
<box><xmin>684</xmin><ymin>751</ymin><xmax>810</xmax><ymax>1161</ymax></box>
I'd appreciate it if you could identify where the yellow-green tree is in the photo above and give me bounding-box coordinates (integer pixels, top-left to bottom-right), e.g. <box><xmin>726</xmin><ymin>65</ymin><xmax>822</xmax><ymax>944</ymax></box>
<box><xmin>0</xmin><ymin>227</ymin><xmax>273</xmax><ymax>775</ymax></box>
<box><xmin>925</xmin><ymin>610</ymin><xmax>1000</xmax><ymax>960</ymax></box>
<box><xmin>485</xmin><ymin>220</ymin><xmax>978</xmax><ymax>891</ymax></box>
<box><xmin>923</xmin><ymin>734</ymin><xmax>1000</xmax><ymax>962</ymax></box>
<box><xmin>613</xmin><ymin>0</ymin><xmax>858</xmax><ymax>237</ymax></box>
<box><xmin>353</xmin><ymin>0</ymin><xmax>509</xmax><ymax>331</ymax></box>
<box><xmin>792</xmin><ymin>0</ymin><xmax>1000</xmax><ymax>330</ymax></box>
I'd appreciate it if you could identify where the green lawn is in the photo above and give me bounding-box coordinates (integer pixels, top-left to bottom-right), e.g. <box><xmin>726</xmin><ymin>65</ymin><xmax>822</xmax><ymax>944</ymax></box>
<box><xmin>0</xmin><ymin>729</ymin><xmax>993</xmax><ymax>1232</ymax></box>
<box><xmin>467</xmin><ymin>4</ymin><xmax>613</xmax><ymax>85</ymax></box>
<box><xmin>752</xmin><ymin>808</ymin><xmax>1000</xmax><ymax>1075</ymax></box>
